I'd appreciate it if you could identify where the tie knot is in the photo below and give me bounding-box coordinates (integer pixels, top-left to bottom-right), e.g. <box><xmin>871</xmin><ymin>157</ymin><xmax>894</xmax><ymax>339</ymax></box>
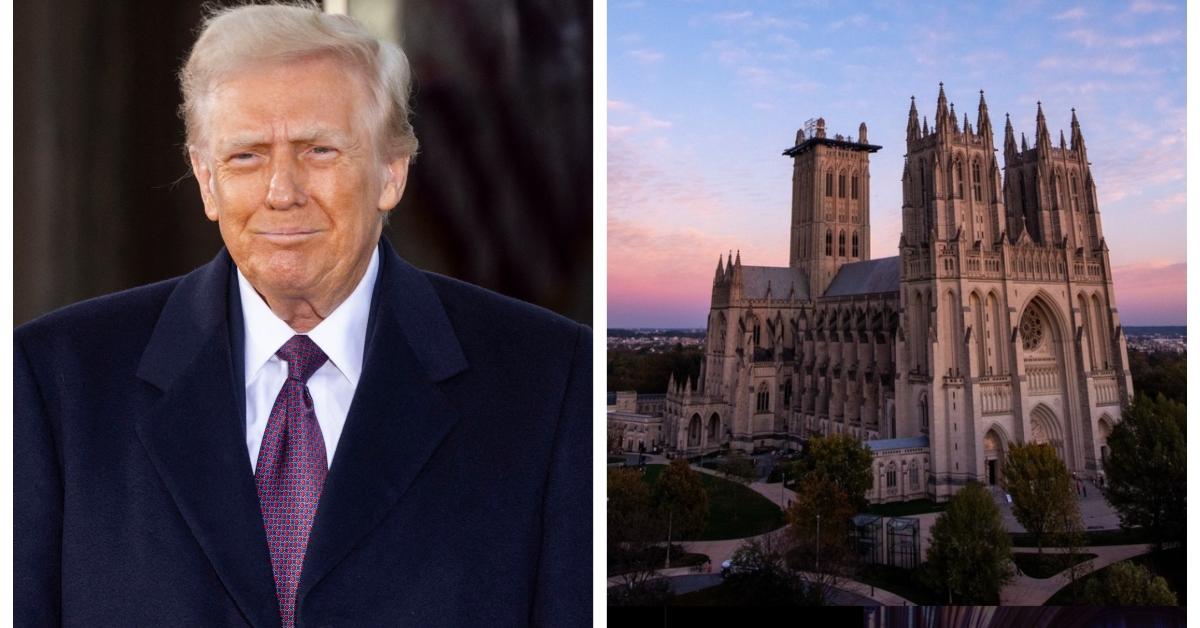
<box><xmin>276</xmin><ymin>335</ymin><xmax>328</xmax><ymax>383</ymax></box>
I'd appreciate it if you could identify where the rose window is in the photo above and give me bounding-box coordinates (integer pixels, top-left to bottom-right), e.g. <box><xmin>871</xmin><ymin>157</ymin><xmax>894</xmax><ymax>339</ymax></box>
<box><xmin>1020</xmin><ymin>308</ymin><xmax>1044</xmax><ymax>351</ymax></box>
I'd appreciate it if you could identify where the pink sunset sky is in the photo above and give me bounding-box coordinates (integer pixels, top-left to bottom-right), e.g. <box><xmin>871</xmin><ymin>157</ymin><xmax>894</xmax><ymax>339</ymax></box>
<box><xmin>608</xmin><ymin>1</ymin><xmax>1186</xmax><ymax>329</ymax></box>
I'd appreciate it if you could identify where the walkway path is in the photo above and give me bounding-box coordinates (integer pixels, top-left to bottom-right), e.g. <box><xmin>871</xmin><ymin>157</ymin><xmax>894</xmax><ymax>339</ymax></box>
<box><xmin>999</xmin><ymin>543</ymin><xmax>1154</xmax><ymax>605</ymax></box>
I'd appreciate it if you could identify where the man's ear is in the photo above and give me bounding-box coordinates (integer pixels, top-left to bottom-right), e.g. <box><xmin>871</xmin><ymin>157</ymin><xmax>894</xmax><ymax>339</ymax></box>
<box><xmin>377</xmin><ymin>155</ymin><xmax>411</xmax><ymax>212</ymax></box>
<box><xmin>189</xmin><ymin>147</ymin><xmax>219</xmax><ymax>222</ymax></box>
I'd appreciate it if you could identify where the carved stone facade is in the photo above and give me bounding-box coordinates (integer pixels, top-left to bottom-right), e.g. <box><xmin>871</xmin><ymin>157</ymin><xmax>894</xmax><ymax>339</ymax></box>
<box><xmin>664</xmin><ymin>85</ymin><xmax>1133</xmax><ymax>502</ymax></box>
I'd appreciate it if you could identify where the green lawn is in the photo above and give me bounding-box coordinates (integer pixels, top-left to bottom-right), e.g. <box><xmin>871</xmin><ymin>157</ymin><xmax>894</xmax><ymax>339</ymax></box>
<box><xmin>1012</xmin><ymin>552</ymin><xmax>1097</xmax><ymax>579</ymax></box>
<box><xmin>1044</xmin><ymin>548</ymin><xmax>1185</xmax><ymax>605</ymax></box>
<box><xmin>865</xmin><ymin>499</ymin><xmax>946</xmax><ymax>517</ymax></box>
<box><xmin>641</xmin><ymin>465</ymin><xmax>785</xmax><ymax>540</ymax></box>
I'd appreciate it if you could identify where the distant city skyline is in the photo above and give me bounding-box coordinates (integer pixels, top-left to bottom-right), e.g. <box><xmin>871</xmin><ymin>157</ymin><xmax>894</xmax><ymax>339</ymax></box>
<box><xmin>608</xmin><ymin>0</ymin><xmax>1185</xmax><ymax>328</ymax></box>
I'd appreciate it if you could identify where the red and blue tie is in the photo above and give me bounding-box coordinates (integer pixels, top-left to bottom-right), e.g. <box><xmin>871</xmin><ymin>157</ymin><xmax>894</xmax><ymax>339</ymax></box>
<box><xmin>255</xmin><ymin>335</ymin><xmax>329</xmax><ymax>628</ymax></box>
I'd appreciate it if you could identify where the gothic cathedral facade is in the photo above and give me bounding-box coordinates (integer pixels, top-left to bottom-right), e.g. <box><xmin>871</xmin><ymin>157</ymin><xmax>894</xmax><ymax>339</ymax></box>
<box><xmin>663</xmin><ymin>85</ymin><xmax>1133</xmax><ymax>502</ymax></box>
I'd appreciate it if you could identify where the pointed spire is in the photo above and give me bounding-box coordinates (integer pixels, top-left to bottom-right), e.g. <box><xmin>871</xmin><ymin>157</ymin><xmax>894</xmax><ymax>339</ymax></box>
<box><xmin>1004</xmin><ymin>112</ymin><xmax>1016</xmax><ymax>160</ymax></box>
<box><xmin>935</xmin><ymin>82</ymin><xmax>949</xmax><ymax>130</ymax></box>
<box><xmin>1021</xmin><ymin>132</ymin><xmax>1028</xmax><ymax>152</ymax></box>
<box><xmin>963</xmin><ymin>112</ymin><xmax>971</xmax><ymax>134</ymax></box>
<box><xmin>734</xmin><ymin>249</ymin><xmax>741</xmax><ymax>266</ymax></box>
<box><xmin>923</xmin><ymin>116</ymin><xmax>929</xmax><ymax>137</ymax></box>
<box><xmin>907</xmin><ymin>96</ymin><xmax>921</xmax><ymax>143</ymax></box>
<box><xmin>715</xmin><ymin>254</ymin><xmax>725</xmax><ymax>280</ymax></box>
<box><xmin>1070</xmin><ymin>107</ymin><xmax>1086</xmax><ymax>152</ymax></box>
<box><xmin>1035</xmin><ymin>101</ymin><xmax>1051</xmax><ymax>147</ymax></box>
<box><xmin>1059</xmin><ymin>129</ymin><xmax>1066</xmax><ymax>149</ymax></box>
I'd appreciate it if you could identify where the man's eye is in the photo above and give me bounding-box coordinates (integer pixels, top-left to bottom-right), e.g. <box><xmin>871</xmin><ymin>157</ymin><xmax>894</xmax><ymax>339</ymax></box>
<box><xmin>310</xmin><ymin>146</ymin><xmax>336</xmax><ymax>156</ymax></box>
<box><xmin>230</xmin><ymin>153</ymin><xmax>257</xmax><ymax>162</ymax></box>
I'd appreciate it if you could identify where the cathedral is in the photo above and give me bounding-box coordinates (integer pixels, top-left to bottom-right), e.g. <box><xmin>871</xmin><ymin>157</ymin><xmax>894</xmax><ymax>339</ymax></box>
<box><xmin>662</xmin><ymin>84</ymin><xmax>1133</xmax><ymax>502</ymax></box>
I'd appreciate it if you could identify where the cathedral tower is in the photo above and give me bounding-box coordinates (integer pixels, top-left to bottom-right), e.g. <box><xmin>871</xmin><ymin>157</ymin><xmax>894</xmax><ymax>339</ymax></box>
<box><xmin>785</xmin><ymin>117</ymin><xmax>881</xmax><ymax>297</ymax></box>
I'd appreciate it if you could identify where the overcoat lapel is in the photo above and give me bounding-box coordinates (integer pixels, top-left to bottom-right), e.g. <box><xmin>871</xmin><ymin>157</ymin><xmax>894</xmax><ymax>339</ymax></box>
<box><xmin>134</xmin><ymin>251</ymin><xmax>281</xmax><ymax>628</ymax></box>
<box><xmin>297</xmin><ymin>241</ymin><xmax>469</xmax><ymax>603</ymax></box>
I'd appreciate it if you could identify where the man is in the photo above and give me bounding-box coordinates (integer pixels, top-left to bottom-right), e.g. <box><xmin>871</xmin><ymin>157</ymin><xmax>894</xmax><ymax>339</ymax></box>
<box><xmin>15</xmin><ymin>5</ymin><xmax>590</xmax><ymax>627</ymax></box>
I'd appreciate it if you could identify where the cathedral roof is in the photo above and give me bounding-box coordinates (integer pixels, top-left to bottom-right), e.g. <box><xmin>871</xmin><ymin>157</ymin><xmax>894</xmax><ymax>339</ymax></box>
<box><xmin>823</xmin><ymin>256</ymin><xmax>901</xmax><ymax>298</ymax></box>
<box><xmin>739</xmin><ymin>265</ymin><xmax>810</xmax><ymax>301</ymax></box>
<box><xmin>864</xmin><ymin>435</ymin><xmax>930</xmax><ymax>453</ymax></box>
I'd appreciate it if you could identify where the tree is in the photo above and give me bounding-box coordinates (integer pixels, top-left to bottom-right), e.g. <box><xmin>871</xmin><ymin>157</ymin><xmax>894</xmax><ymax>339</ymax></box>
<box><xmin>921</xmin><ymin>482</ymin><xmax>1013</xmax><ymax>603</ymax></box>
<box><xmin>719</xmin><ymin>450</ymin><xmax>758</xmax><ymax>484</ymax></box>
<box><xmin>1003</xmin><ymin>442</ymin><xmax>1077</xmax><ymax>554</ymax></box>
<box><xmin>786</xmin><ymin>473</ymin><xmax>857</xmax><ymax>580</ymax></box>
<box><xmin>653</xmin><ymin>459</ymin><xmax>709</xmax><ymax>543</ymax></box>
<box><xmin>1102</xmin><ymin>394</ymin><xmax>1186</xmax><ymax>548</ymax></box>
<box><xmin>795</xmin><ymin>434</ymin><xmax>873</xmax><ymax>509</ymax></box>
<box><xmin>723</xmin><ymin>531</ymin><xmax>825</xmax><ymax>605</ymax></box>
<box><xmin>1058</xmin><ymin>505</ymin><xmax>1092</xmax><ymax>604</ymax></box>
<box><xmin>1082</xmin><ymin>561</ymin><xmax>1177</xmax><ymax>606</ymax></box>
<box><xmin>607</xmin><ymin>468</ymin><xmax>657</xmax><ymax>554</ymax></box>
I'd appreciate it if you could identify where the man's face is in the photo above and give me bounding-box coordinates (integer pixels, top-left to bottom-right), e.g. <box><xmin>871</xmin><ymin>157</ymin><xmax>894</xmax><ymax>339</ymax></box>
<box><xmin>190</xmin><ymin>55</ymin><xmax>409</xmax><ymax>309</ymax></box>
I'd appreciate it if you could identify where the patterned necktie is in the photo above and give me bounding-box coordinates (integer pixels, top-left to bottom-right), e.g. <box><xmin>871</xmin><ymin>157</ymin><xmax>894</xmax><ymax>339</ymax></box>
<box><xmin>255</xmin><ymin>335</ymin><xmax>329</xmax><ymax>628</ymax></box>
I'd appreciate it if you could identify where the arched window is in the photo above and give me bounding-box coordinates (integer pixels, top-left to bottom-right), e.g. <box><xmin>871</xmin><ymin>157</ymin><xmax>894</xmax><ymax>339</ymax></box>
<box><xmin>909</xmin><ymin>461</ymin><xmax>920</xmax><ymax>489</ymax></box>
<box><xmin>838</xmin><ymin>172</ymin><xmax>846</xmax><ymax>198</ymax></box>
<box><xmin>919</xmin><ymin>394</ymin><xmax>929</xmax><ymax>432</ymax></box>
<box><xmin>852</xmin><ymin>231</ymin><xmax>859</xmax><ymax>257</ymax></box>
<box><xmin>825</xmin><ymin>230</ymin><xmax>833</xmax><ymax>256</ymax></box>
<box><xmin>838</xmin><ymin>230</ymin><xmax>846</xmax><ymax>256</ymax></box>
<box><xmin>919</xmin><ymin>162</ymin><xmax>927</xmax><ymax>206</ymax></box>
<box><xmin>851</xmin><ymin>174</ymin><xmax>860</xmax><ymax>200</ymax></box>
<box><xmin>972</xmin><ymin>161</ymin><xmax>982</xmax><ymax>201</ymax></box>
<box><xmin>1070</xmin><ymin>172</ymin><xmax>1080</xmax><ymax>211</ymax></box>
<box><xmin>783</xmin><ymin>379</ymin><xmax>793</xmax><ymax>408</ymax></box>
<box><xmin>1018</xmin><ymin>171</ymin><xmax>1027</xmax><ymax>213</ymax></box>
<box><xmin>955</xmin><ymin>160</ymin><xmax>964</xmax><ymax>198</ymax></box>
<box><xmin>826</xmin><ymin>171</ymin><xmax>834</xmax><ymax>197</ymax></box>
<box><xmin>886</xmin><ymin>463</ymin><xmax>897</xmax><ymax>488</ymax></box>
<box><xmin>756</xmin><ymin>383</ymin><xmax>770</xmax><ymax>413</ymax></box>
<box><xmin>752</xmin><ymin>322</ymin><xmax>761</xmax><ymax>347</ymax></box>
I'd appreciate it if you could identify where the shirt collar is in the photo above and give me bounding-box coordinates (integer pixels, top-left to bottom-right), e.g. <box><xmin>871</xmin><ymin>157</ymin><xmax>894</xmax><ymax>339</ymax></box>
<box><xmin>238</xmin><ymin>248</ymin><xmax>378</xmax><ymax>388</ymax></box>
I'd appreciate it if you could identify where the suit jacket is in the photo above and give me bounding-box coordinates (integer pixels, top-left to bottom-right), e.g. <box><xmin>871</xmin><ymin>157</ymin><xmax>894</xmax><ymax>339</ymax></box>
<box><xmin>15</xmin><ymin>241</ymin><xmax>592</xmax><ymax>627</ymax></box>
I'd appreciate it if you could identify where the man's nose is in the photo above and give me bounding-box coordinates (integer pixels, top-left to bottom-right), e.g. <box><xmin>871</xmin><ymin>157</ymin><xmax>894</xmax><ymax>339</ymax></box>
<box><xmin>266</xmin><ymin>154</ymin><xmax>308</xmax><ymax>209</ymax></box>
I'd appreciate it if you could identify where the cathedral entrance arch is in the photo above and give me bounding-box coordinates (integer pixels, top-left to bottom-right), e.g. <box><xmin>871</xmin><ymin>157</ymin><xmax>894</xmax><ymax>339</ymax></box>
<box><xmin>1097</xmin><ymin>415</ymin><xmax>1113</xmax><ymax>463</ymax></box>
<box><xmin>707</xmin><ymin>413</ymin><xmax>721</xmax><ymax>443</ymax></box>
<box><xmin>1029</xmin><ymin>404</ymin><xmax>1065</xmax><ymax>462</ymax></box>
<box><xmin>983</xmin><ymin>428</ymin><xmax>1007</xmax><ymax>486</ymax></box>
<box><xmin>687</xmin><ymin>414</ymin><xmax>702</xmax><ymax>448</ymax></box>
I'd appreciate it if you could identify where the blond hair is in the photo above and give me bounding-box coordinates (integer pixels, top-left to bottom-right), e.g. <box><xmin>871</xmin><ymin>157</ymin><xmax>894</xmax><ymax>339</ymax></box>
<box><xmin>179</xmin><ymin>3</ymin><xmax>417</xmax><ymax>159</ymax></box>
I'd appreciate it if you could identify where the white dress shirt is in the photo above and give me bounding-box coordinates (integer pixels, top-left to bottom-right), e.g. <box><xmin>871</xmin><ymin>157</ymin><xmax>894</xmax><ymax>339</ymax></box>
<box><xmin>238</xmin><ymin>249</ymin><xmax>378</xmax><ymax>472</ymax></box>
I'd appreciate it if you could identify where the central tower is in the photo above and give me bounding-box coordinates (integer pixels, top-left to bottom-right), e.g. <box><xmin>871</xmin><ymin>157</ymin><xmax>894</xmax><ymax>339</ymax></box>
<box><xmin>784</xmin><ymin>117</ymin><xmax>881</xmax><ymax>297</ymax></box>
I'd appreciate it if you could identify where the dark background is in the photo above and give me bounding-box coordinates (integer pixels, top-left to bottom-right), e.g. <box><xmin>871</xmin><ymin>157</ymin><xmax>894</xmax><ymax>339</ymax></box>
<box><xmin>14</xmin><ymin>0</ymin><xmax>592</xmax><ymax>326</ymax></box>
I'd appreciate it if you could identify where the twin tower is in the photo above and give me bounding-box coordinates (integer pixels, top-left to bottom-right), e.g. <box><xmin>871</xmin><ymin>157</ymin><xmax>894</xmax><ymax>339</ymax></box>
<box><xmin>788</xmin><ymin>83</ymin><xmax>1106</xmax><ymax>298</ymax></box>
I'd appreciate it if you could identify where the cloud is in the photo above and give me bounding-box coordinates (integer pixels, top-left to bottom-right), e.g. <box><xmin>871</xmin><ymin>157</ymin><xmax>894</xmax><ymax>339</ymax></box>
<box><xmin>1065</xmin><ymin>29</ymin><xmax>1103</xmax><ymax>46</ymax></box>
<box><xmin>700</xmin><ymin>10</ymin><xmax>808</xmax><ymax>31</ymax></box>
<box><xmin>1129</xmin><ymin>0</ymin><xmax>1178</xmax><ymax>13</ymax></box>
<box><xmin>1115</xmin><ymin>28</ymin><xmax>1183</xmax><ymax>48</ymax></box>
<box><xmin>627</xmin><ymin>49</ymin><xmax>664</xmax><ymax>64</ymax></box>
<box><xmin>1036</xmin><ymin>54</ymin><xmax>1144</xmax><ymax>76</ymax></box>
<box><xmin>1067</xmin><ymin>27</ymin><xmax>1181</xmax><ymax>49</ymax></box>
<box><xmin>712</xmin><ymin>10</ymin><xmax>753</xmax><ymax>23</ymax></box>
<box><xmin>1053</xmin><ymin>7</ymin><xmax>1087</xmax><ymax>19</ymax></box>
<box><xmin>1146</xmin><ymin>191</ymin><xmax>1185</xmax><ymax>215</ymax></box>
